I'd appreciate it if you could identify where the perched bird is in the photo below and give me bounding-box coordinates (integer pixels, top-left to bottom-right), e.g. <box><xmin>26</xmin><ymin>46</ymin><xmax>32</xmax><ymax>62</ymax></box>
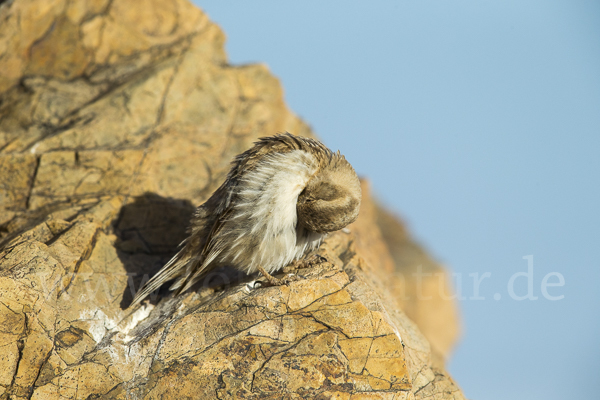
<box><xmin>130</xmin><ymin>133</ymin><xmax>361</xmax><ymax>307</ymax></box>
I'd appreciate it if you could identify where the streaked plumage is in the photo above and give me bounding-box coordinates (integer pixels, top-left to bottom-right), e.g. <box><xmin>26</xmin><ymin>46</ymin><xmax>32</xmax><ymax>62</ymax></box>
<box><xmin>130</xmin><ymin>133</ymin><xmax>361</xmax><ymax>307</ymax></box>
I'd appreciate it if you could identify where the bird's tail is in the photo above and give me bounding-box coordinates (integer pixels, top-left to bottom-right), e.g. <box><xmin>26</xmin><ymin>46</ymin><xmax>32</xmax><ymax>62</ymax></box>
<box><xmin>129</xmin><ymin>248</ymin><xmax>192</xmax><ymax>308</ymax></box>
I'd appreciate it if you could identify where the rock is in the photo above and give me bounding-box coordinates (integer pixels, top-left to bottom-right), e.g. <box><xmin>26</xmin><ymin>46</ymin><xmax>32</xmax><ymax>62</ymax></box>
<box><xmin>0</xmin><ymin>0</ymin><xmax>465</xmax><ymax>399</ymax></box>
<box><xmin>373</xmin><ymin>199</ymin><xmax>462</xmax><ymax>363</ymax></box>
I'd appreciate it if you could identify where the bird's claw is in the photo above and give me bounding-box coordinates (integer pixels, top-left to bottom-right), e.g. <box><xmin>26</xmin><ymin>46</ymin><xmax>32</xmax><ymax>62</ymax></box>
<box><xmin>283</xmin><ymin>254</ymin><xmax>328</xmax><ymax>273</ymax></box>
<box><xmin>262</xmin><ymin>273</ymin><xmax>303</xmax><ymax>286</ymax></box>
<box><xmin>256</xmin><ymin>265</ymin><xmax>304</xmax><ymax>287</ymax></box>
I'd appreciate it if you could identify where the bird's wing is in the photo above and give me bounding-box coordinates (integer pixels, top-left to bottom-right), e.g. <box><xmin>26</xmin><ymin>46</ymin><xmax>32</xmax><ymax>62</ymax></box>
<box><xmin>170</xmin><ymin>204</ymin><xmax>235</xmax><ymax>295</ymax></box>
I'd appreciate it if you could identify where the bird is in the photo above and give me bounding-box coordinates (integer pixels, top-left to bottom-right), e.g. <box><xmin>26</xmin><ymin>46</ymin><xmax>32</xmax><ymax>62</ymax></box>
<box><xmin>130</xmin><ymin>133</ymin><xmax>361</xmax><ymax>307</ymax></box>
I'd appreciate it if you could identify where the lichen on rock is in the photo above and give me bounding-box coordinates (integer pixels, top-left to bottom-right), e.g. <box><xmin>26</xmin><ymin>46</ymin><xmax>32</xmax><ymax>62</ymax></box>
<box><xmin>0</xmin><ymin>0</ymin><xmax>464</xmax><ymax>399</ymax></box>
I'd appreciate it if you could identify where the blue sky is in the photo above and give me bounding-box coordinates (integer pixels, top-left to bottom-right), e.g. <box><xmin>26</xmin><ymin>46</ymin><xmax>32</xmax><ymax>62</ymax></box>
<box><xmin>193</xmin><ymin>1</ymin><xmax>600</xmax><ymax>398</ymax></box>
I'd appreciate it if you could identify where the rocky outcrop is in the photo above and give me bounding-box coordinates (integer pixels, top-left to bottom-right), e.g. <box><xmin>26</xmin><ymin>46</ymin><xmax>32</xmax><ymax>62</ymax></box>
<box><xmin>0</xmin><ymin>0</ymin><xmax>464</xmax><ymax>398</ymax></box>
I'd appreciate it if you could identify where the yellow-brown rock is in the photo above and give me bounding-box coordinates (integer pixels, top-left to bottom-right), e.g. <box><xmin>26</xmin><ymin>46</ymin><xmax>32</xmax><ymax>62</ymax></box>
<box><xmin>373</xmin><ymin>200</ymin><xmax>461</xmax><ymax>362</ymax></box>
<box><xmin>0</xmin><ymin>0</ymin><xmax>465</xmax><ymax>399</ymax></box>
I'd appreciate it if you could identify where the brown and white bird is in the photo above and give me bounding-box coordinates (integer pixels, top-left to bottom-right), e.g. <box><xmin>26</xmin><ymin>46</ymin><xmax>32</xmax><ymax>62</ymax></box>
<box><xmin>130</xmin><ymin>133</ymin><xmax>361</xmax><ymax>307</ymax></box>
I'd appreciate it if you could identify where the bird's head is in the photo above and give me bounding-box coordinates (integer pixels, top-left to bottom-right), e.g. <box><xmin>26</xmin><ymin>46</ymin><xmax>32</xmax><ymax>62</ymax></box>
<box><xmin>296</xmin><ymin>155</ymin><xmax>361</xmax><ymax>233</ymax></box>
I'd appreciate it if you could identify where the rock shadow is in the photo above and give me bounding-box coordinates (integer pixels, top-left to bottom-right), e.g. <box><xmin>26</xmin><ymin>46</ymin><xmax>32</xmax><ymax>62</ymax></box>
<box><xmin>114</xmin><ymin>193</ymin><xmax>245</xmax><ymax>309</ymax></box>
